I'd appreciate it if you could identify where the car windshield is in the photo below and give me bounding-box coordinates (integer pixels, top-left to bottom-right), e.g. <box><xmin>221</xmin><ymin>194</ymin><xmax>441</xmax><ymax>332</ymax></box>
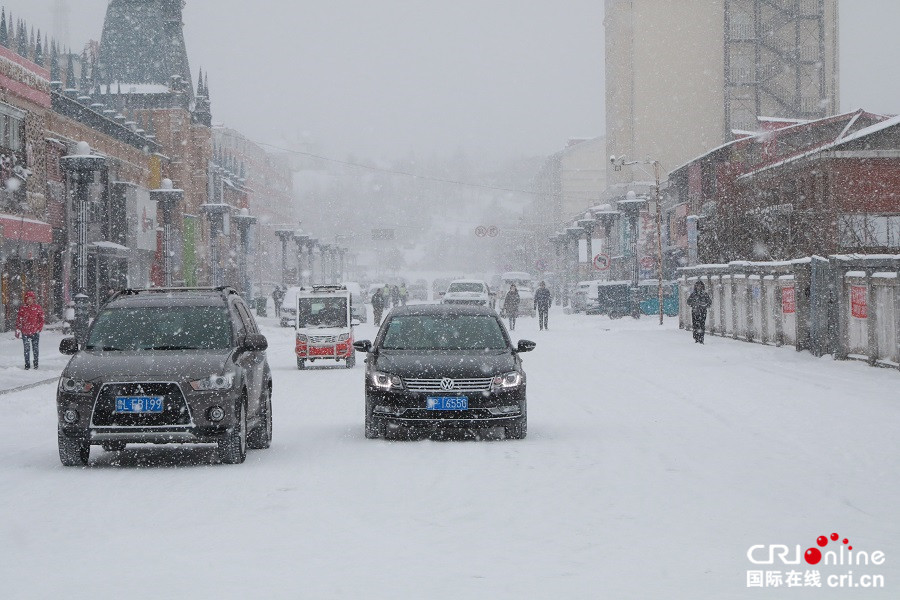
<box><xmin>298</xmin><ymin>297</ymin><xmax>348</xmax><ymax>328</ymax></box>
<box><xmin>447</xmin><ymin>282</ymin><xmax>484</xmax><ymax>293</ymax></box>
<box><xmin>85</xmin><ymin>306</ymin><xmax>232</xmax><ymax>351</ymax></box>
<box><xmin>381</xmin><ymin>315</ymin><xmax>507</xmax><ymax>350</ymax></box>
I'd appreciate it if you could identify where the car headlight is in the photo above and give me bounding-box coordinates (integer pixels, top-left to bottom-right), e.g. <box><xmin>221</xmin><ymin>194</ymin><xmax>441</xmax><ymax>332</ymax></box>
<box><xmin>190</xmin><ymin>372</ymin><xmax>236</xmax><ymax>391</ymax></box>
<box><xmin>59</xmin><ymin>378</ymin><xmax>94</xmax><ymax>395</ymax></box>
<box><xmin>370</xmin><ymin>371</ymin><xmax>403</xmax><ymax>390</ymax></box>
<box><xmin>338</xmin><ymin>333</ymin><xmax>350</xmax><ymax>342</ymax></box>
<box><xmin>297</xmin><ymin>334</ymin><xmax>308</xmax><ymax>344</ymax></box>
<box><xmin>492</xmin><ymin>372</ymin><xmax>522</xmax><ymax>390</ymax></box>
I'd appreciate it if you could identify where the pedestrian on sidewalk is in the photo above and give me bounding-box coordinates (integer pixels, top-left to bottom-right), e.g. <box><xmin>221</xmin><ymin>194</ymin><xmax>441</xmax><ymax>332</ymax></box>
<box><xmin>687</xmin><ymin>280</ymin><xmax>712</xmax><ymax>344</ymax></box>
<box><xmin>503</xmin><ymin>284</ymin><xmax>520</xmax><ymax>331</ymax></box>
<box><xmin>15</xmin><ymin>291</ymin><xmax>45</xmax><ymax>370</ymax></box>
<box><xmin>534</xmin><ymin>281</ymin><xmax>552</xmax><ymax>331</ymax></box>
<box><xmin>371</xmin><ymin>287</ymin><xmax>385</xmax><ymax>325</ymax></box>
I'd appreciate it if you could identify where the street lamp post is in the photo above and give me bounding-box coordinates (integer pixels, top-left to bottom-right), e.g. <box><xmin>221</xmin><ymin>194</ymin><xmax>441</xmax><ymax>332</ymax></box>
<box><xmin>565</xmin><ymin>226</ymin><xmax>585</xmax><ymax>307</ymax></box>
<box><xmin>275</xmin><ymin>228</ymin><xmax>295</xmax><ymax>286</ymax></box>
<box><xmin>307</xmin><ymin>238</ymin><xmax>318</xmax><ymax>284</ymax></box>
<box><xmin>576</xmin><ymin>215</ymin><xmax>597</xmax><ymax>281</ymax></box>
<box><xmin>611</xmin><ymin>155</ymin><xmax>667</xmax><ymax>324</ymax></box>
<box><xmin>616</xmin><ymin>191</ymin><xmax>646</xmax><ymax>319</ymax></box>
<box><xmin>293</xmin><ymin>233</ymin><xmax>309</xmax><ymax>286</ymax></box>
<box><xmin>591</xmin><ymin>209</ymin><xmax>620</xmax><ymax>281</ymax></box>
<box><xmin>150</xmin><ymin>178</ymin><xmax>184</xmax><ymax>288</ymax></box>
<box><xmin>200</xmin><ymin>203</ymin><xmax>229</xmax><ymax>287</ymax></box>
<box><xmin>232</xmin><ymin>209</ymin><xmax>257</xmax><ymax>302</ymax></box>
<box><xmin>60</xmin><ymin>142</ymin><xmax>105</xmax><ymax>345</ymax></box>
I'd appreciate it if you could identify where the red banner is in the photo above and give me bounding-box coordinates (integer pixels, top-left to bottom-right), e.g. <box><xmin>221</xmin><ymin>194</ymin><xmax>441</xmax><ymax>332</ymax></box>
<box><xmin>850</xmin><ymin>286</ymin><xmax>867</xmax><ymax>319</ymax></box>
<box><xmin>781</xmin><ymin>286</ymin><xmax>796</xmax><ymax>314</ymax></box>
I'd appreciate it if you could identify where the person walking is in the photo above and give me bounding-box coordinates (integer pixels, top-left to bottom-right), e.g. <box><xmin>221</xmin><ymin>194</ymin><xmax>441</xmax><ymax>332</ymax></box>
<box><xmin>503</xmin><ymin>284</ymin><xmax>520</xmax><ymax>331</ymax></box>
<box><xmin>272</xmin><ymin>286</ymin><xmax>285</xmax><ymax>318</ymax></box>
<box><xmin>391</xmin><ymin>285</ymin><xmax>401</xmax><ymax>308</ymax></box>
<box><xmin>371</xmin><ymin>287</ymin><xmax>386</xmax><ymax>325</ymax></box>
<box><xmin>15</xmin><ymin>291</ymin><xmax>45</xmax><ymax>370</ymax></box>
<box><xmin>534</xmin><ymin>281</ymin><xmax>552</xmax><ymax>331</ymax></box>
<box><xmin>687</xmin><ymin>280</ymin><xmax>712</xmax><ymax>344</ymax></box>
<box><xmin>399</xmin><ymin>283</ymin><xmax>409</xmax><ymax>306</ymax></box>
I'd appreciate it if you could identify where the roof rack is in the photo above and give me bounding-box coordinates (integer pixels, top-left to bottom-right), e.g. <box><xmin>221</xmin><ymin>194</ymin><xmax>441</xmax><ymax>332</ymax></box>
<box><xmin>110</xmin><ymin>287</ymin><xmax>239</xmax><ymax>301</ymax></box>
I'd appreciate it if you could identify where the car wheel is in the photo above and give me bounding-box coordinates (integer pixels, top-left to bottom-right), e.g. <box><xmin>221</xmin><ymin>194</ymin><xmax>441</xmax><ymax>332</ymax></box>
<box><xmin>101</xmin><ymin>442</ymin><xmax>126</xmax><ymax>452</ymax></box>
<box><xmin>364</xmin><ymin>399</ymin><xmax>381</xmax><ymax>439</ymax></box>
<box><xmin>247</xmin><ymin>384</ymin><xmax>272</xmax><ymax>450</ymax></box>
<box><xmin>58</xmin><ymin>430</ymin><xmax>90</xmax><ymax>466</ymax></box>
<box><xmin>218</xmin><ymin>397</ymin><xmax>248</xmax><ymax>464</ymax></box>
<box><xmin>297</xmin><ymin>358</ymin><xmax>306</xmax><ymax>370</ymax></box>
<box><xmin>346</xmin><ymin>350</ymin><xmax>356</xmax><ymax>369</ymax></box>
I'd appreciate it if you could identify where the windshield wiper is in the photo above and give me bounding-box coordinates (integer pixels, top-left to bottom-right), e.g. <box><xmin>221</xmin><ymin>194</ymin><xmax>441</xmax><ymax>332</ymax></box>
<box><xmin>147</xmin><ymin>345</ymin><xmax>197</xmax><ymax>351</ymax></box>
<box><xmin>86</xmin><ymin>345</ymin><xmax>123</xmax><ymax>351</ymax></box>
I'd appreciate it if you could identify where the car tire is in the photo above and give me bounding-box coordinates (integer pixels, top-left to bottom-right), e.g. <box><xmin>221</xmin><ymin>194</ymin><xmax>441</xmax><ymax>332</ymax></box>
<box><xmin>364</xmin><ymin>399</ymin><xmax>382</xmax><ymax>439</ymax></box>
<box><xmin>346</xmin><ymin>350</ymin><xmax>356</xmax><ymax>369</ymax></box>
<box><xmin>101</xmin><ymin>442</ymin><xmax>126</xmax><ymax>452</ymax></box>
<box><xmin>218</xmin><ymin>397</ymin><xmax>248</xmax><ymax>464</ymax></box>
<box><xmin>505</xmin><ymin>416</ymin><xmax>527</xmax><ymax>439</ymax></box>
<box><xmin>297</xmin><ymin>358</ymin><xmax>306</xmax><ymax>370</ymax></box>
<box><xmin>247</xmin><ymin>384</ymin><xmax>272</xmax><ymax>450</ymax></box>
<box><xmin>58</xmin><ymin>430</ymin><xmax>90</xmax><ymax>466</ymax></box>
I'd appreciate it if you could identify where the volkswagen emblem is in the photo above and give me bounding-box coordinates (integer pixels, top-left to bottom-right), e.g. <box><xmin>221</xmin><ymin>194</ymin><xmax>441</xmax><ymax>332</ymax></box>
<box><xmin>440</xmin><ymin>378</ymin><xmax>455</xmax><ymax>391</ymax></box>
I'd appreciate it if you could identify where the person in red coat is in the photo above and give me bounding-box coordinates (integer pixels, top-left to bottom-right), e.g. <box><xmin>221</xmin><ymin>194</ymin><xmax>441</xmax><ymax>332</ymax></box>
<box><xmin>15</xmin><ymin>291</ymin><xmax>45</xmax><ymax>370</ymax></box>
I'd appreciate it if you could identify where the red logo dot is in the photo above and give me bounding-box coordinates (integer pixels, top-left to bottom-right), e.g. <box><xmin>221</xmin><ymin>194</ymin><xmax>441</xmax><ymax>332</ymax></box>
<box><xmin>843</xmin><ymin>538</ymin><xmax>849</xmax><ymax>544</ymax></box>
<box><xmin>830</xmin><ymin>533</ymin><xmax>839</xmax><ymax>541</ymax></box>
<box><xmin>805</xmin><ymin>548</ymin><xmax>822</xmax><ymax>565</ymax></box>
<box><xmin>817</xmin><ymin>536</ymin><xmax>829</xmax><ymax>547</ymax></box>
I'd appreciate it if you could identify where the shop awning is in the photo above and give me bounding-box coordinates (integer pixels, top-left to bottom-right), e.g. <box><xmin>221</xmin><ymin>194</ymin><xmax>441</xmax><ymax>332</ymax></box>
<box><xmin>0</xmin><ymin>214</ymin><xmax>53</xmax><ymax>244</ymax></box>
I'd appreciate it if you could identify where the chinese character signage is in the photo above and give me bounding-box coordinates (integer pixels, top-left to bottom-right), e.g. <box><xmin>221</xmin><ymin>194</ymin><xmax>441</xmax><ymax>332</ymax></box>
<box><xmin>850</xmin><ymin>285</ymin><xmax>867</xmax><ymax>319</ymax></box>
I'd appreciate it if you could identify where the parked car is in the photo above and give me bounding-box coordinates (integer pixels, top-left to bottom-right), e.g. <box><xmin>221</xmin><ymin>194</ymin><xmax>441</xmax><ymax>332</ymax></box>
<box><xmin>441</xmin><ymin>279</ymin><xmax>491</xmax><ymax>307</ymax></box>
<box><xmin>56</xmin><ymin>287</ymin><xmax>273</xmax><ymax>466</ymax></box>
<box><xmin>354</xmin><ymin>304</ymin><xmax>535</xmax><ymax>440</ymax></box>
<box><xmin>280</xmin><ymin>285</ymin><xmax>305</xmax><ymax>327</ymax></box>
<box><xmin>295</xmin><ymin>285</ymin><xmax>358</xmax><ymax>370</ymax></box>
<box><xmin>343</xmin><ymin>281</ymin><xmax>367</xmax><ymax>323</ymax></box>
<box><xmin>590</xmin><ymin>281</ymin><xmax>631</xmax><ymax>318</ymax></box>
<box><xmin>572</xmin><ymin>280</ymin><xmax>602</xmax><ymax>314</ymax></box>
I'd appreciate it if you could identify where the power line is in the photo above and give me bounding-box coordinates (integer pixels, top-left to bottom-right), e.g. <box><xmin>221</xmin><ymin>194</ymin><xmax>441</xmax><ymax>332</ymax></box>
<box><xmin>253</xmin><ymin>140</ymin><xmax>537</xmax><ymax>196</ymax></box>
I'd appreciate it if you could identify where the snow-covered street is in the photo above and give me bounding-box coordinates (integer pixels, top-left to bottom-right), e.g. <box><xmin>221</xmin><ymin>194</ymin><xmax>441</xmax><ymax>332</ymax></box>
<box><xmin>1</xmin><ymin>309</ymin><xmax>897</xmax><ymax>599</ymax></box>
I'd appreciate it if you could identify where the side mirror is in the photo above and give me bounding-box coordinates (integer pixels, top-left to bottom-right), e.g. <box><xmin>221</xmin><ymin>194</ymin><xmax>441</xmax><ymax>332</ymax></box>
<box><xmin>351</xmin><ymin>319</ymin><xmax>361</xmax><ymax>327</ymax></box>
<box><xmin>516</xmin><ymin>340</ymin><xmax>536</xmax><ymax>353</ymax></box>
<box><xmin>353</xmin><ymin>340</ymin><xmax>372</xmax><ymax>353</ymax></box>
<box><xmin>60</xmin><ymin>337</ymin><xmax>80</xmax><ymax>355</ymax></box>
<box><xmin>242</xmin><ymin>333</ymin><xmax>268</xmax><ymax>351</ymax></box>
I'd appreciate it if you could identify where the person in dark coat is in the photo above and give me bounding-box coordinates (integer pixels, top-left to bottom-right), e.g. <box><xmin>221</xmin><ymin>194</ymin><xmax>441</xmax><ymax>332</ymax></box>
<box><xmin>503</xmin><ymin>285</ymin><xmax>520</xmax><ymax>331</ymax></box>
<box><xmin>272</xmin><ymin>286</ymin><xmax>285</xmax><ymax>318</ymax></box>
<box><xmin>371</xmin><ymin>288</ymin><xmax>386</xmax><ymax>325</ymax></box>
<box><xmin>15</xmin><ymin>291</ymin><xmax>45</xmax><ymax>370</ymax></box>
<box><xmin>687</xmin><ymin>280</ymin><xmax>712</xmax><ymax>344</ymax></box>
<box><xmin>534</xmin><ymin>281</ymin><xmax>552</xmax><ymax>331</ymax></box>
<box><xmin>391</xmin><ymin>285</ymin><xmax>401</xmax><ymax>308</ymax></box>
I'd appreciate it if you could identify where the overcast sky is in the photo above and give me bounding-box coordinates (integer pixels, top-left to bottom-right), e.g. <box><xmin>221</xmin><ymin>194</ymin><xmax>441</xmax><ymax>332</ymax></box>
<box><xmin>2</xmin><ymin>1</ymin><xmax>898</xmax><ymax>160</ymax></box>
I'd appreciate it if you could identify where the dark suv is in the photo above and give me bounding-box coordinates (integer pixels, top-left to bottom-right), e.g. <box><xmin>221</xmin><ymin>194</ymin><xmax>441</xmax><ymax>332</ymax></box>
<box><xmin>353</xmin><ymin>304</ymin><xmax>535</xmax><ymax>439</ymax></box>
<box><xmin>56</xmin><ymin>287</ymin><xmax>273</xmax><ymax>466</ymax></box>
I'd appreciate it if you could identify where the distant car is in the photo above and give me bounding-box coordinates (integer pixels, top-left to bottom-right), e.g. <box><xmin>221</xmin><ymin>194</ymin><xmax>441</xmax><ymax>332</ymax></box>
<box><xmin>441</xmin><ymin>279</ymin><xmax>491</xmax><ymax>307</ymax></box>
<box><xmin>408</xmin><ymin>280</ymin><xmax>429</xmax><ymax>302</ymax></box>
<box><xmin>55</xmin><ymin>287</ymin><xmax>272</xmax><ymax>466</ymax></box>
<box><xmin>280</xmin><ymin>286</ymin><xmax>306</xmax><ymax>327</ymax></box>
<box><xmin>354</xmin><ymin>304</ymin><xmax>535</xmax><ymax>440</ymax></box>
<box><xmin>343</xmin><ymin>281</ymin><xmax>367</xmax><ymax>324</ymax></box>
<box><xmin>573</xmin><ymin>280</ymin><xmax>603</xmax><ymax>314</ymax></box>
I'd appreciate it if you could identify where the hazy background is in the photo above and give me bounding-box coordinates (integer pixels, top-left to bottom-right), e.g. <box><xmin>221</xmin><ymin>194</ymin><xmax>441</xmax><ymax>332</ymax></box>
<box><xmin>2</xmin><ymin>0</ymin><xmax>898</xmax><ymax>160</ymax></box>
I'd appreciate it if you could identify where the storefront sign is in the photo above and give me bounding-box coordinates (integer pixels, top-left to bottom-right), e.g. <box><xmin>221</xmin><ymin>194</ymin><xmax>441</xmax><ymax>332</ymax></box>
<box><xmin>781</xmin><ymin>286</ymin><xmax>796</xmax><ymax>314</ymax></box>
<box><xmin>850</xmin><ymin>285</ymin><xmax>867</xmax><ymax>319</ymax></box>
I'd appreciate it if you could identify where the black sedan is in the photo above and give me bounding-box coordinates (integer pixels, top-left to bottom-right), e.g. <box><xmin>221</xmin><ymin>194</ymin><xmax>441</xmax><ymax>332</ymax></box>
<box><xmin>353</xmin><ymin>304</ymin><xmax>535</xmax><ymax>439</ymax></box>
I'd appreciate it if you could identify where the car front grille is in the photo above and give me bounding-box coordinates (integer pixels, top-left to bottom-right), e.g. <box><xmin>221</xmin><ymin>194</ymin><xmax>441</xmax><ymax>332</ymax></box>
<box><xmin>91</xmin><ymin>382</ymin><xmax>192</xmax><ymax>427</ymax></box>
<box><xmin>403</xmin><ymin>377</ymin><xmax>494</xmax><ymax>393</ymax></box>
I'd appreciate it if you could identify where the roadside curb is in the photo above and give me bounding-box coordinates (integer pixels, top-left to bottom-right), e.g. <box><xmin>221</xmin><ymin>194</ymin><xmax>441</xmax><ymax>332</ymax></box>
<box><xmin>0</xmin><ymin>377</ymin><xmax>57</xmax><ymax>396</ymax></box>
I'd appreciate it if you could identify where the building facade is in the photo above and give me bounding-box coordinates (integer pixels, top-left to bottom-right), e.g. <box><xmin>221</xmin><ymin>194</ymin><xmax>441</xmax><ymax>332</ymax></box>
<box><xmin>605</xmin><ymin>0</ymin><xmax>839</xmax><ymax>197</ymax></box>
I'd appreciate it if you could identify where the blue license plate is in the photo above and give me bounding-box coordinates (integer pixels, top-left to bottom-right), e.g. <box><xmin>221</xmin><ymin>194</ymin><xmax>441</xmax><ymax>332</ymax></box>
<box><xmin>426</xmin><ymin>397</ymin><xmax>468</xmax><ymax>411</ymax></box>
<box><xmin>115</xmin><ymin>396</ymin><xmax>164</xmax><ymax>413</ymax></box>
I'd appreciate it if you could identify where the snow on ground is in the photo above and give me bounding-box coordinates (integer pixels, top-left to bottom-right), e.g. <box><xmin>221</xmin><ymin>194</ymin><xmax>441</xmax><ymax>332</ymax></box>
<box><xmin>0</xmin><ymin>308</ymin><xmax>897</xmax><ymax>599</ymax></box>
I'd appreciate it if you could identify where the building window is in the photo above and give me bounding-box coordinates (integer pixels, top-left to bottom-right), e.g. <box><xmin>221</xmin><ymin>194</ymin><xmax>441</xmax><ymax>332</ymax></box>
<box><xmin>839</xmin><ymin>214</ymin><xmax>900</xmax><ymax>249</ymax></box>
<box><xmin>0</xmin><ymin>102</ymin><xmax>26</xmax><ymax>152</ymax></box>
